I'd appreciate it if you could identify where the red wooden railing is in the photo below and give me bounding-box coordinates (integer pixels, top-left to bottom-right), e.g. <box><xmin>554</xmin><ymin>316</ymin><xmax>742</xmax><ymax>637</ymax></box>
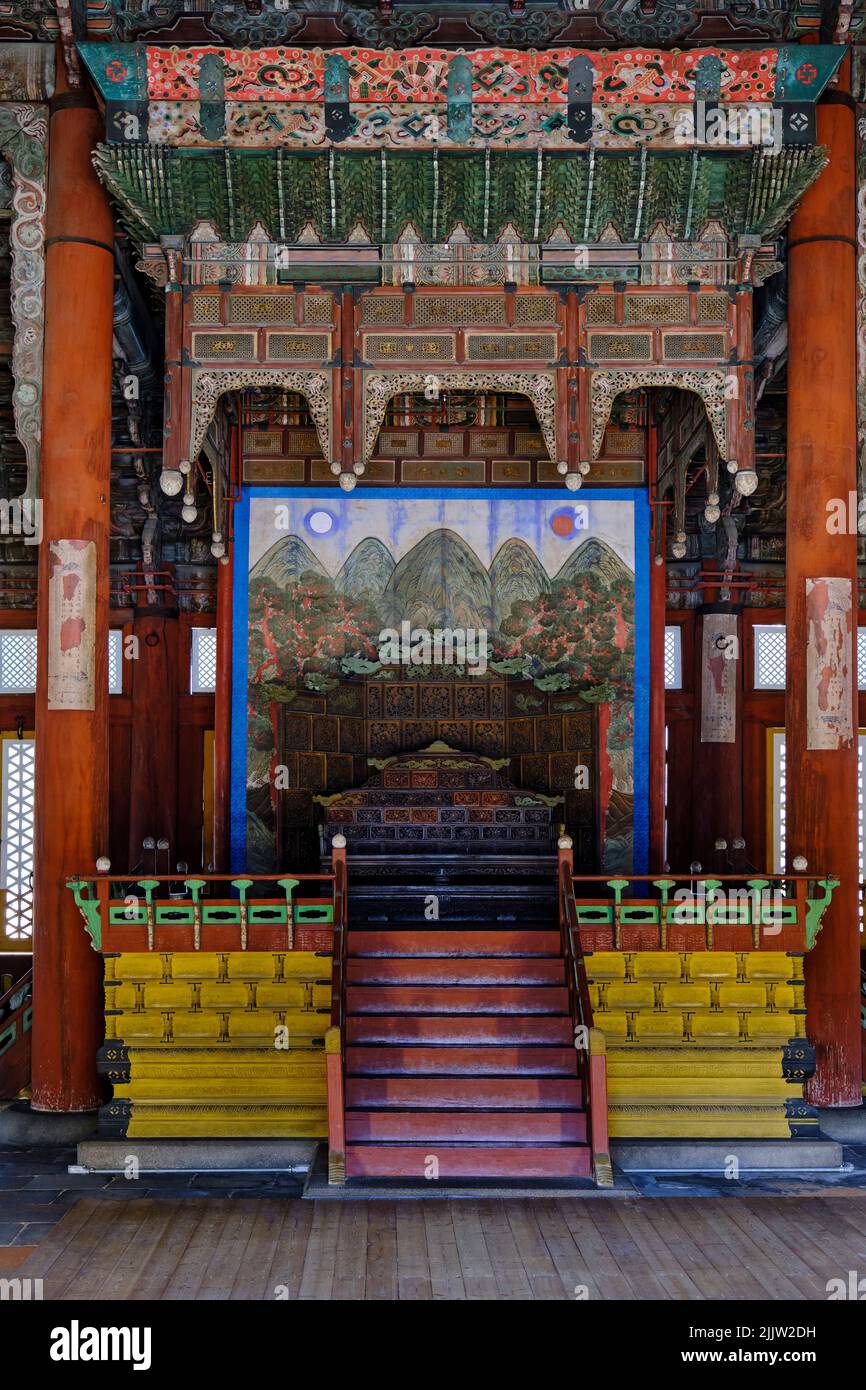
<box><xmin>557</xmin><ymin>838</ymin><xmax>612</xmax><ymax>1188</ymax></box>
<box><xmin>325</xmin><ymin>837</ymin><xmax>349</xmax><ymax>1184</ymax></box>
<box><xmin>0</xmin><ymin>966</ymin><xmax>32</xmax><ymax>1100</ymax></box>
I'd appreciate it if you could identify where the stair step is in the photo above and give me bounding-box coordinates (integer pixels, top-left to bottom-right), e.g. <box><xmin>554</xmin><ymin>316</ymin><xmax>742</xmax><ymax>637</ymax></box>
<box><xmin>346</xmin><ymin>986</ymin><xmax>569</xmax><ymax>1015</ymax></box>
<box><xmin>346</xmin><ymin>1110</ymin><xmax>587</xmax><ymax>1143</ymax></box>
<box><xmin>348</xmin><ymin>931</ymin><xmax>561</xmax><ymax>957</ymax></box>
<box><xmin>346</xmin><ymin>1015</ymin><xmax>574</xmax><ymax>1045</ymax></box>
<box><xmin>347</xmin><ymin>1046</ymin><xmax>578</xmax><ymax>1076</ymax></box>
<box><xmin>344</xmin><ymin>1145</ymin><xmax>592</xmax><ymax>1180</ymax></box>
<box><xmin>346</xmin><ymin>958</ymin><xmax>565</xmax><ymax>986</ymax></box>
<box><xmin>345</xmin><ymin>1077</ymin><xmax>583</xmax><ymax>1109</ymax></box>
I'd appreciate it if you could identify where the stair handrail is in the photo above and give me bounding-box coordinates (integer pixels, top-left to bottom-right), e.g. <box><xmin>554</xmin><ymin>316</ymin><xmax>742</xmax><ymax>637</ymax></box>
<box><xmin>0</xmin><ymin>965</ymin><xmax>33</xmax><ymax>1101</ymax></box>
<box><xmin>0</xmin><ymin>966</ymin><xmax>32</xmax><ymax>1021</ymax></box>
<box><xmin>325</xmin><ymin>835</ymin><xmax>348</xmax><ymax>1184</ymax></box>
<box><xmin>557</xmin><ymin>838</ymin><xmax>613</xmax><ymax>1188</ymax></box>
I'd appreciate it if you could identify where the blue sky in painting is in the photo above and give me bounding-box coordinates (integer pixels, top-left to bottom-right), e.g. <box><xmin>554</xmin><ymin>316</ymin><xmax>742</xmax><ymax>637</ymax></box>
<box><xmin>248</xmin><ymin>492</ymin><xmax>636</xmax><ymax>577</ymax></box>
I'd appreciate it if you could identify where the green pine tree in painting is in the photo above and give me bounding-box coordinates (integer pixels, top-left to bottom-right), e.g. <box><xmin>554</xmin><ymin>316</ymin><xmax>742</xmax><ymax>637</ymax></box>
<box><xmin>497</xmin><ymin>569</ymin><xmax>634</xmax><ymax>697</ymax></box>
<box><xmin>248</xmin><ymin>572</ymin><xmax>381</xmax><ymax>697</ymax></box>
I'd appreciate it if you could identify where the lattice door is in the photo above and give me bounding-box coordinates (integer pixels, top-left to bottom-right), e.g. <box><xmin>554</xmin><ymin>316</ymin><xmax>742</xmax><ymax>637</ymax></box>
<box><xmin>1</xmin><ymin>737</ymin><xmax>35</xmax><ymax>943</ymax></box>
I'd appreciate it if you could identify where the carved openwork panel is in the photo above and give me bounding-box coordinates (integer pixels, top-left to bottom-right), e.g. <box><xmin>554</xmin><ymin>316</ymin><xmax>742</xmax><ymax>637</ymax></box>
<box><xmin>465</xmin><ymin>333</ymin><xmax>558</xmax><ymax>362</ymax></box>
<box><xmin>0</xmin><ymin>103</ymin><xmax>48</xmax><ymax>498</ymax></box>
<box><xmin>362</xmin><ymin>370</ymin><xmax>558</xmax><ymax>462</ymax></box>
<box><xmin>228</xmin><ymin>294</ymin><xmax>296</xmax><ymax>324</ymax></box>
<box><xmin>624</xmin><ymin>294</ymin><xmax>691</xmax><ymax>326</ymax></box>
<box><xmin>265</xmin><ymin>333</ymin><xmax>332</xmax><ymax>360</ymax></box>
<box><xmin>587</xmin><ymin>333</ymin><xmax>653</xmax><ymax>361</ymax></box>
<box><xmin>363</xmin><ymin>334</ymin><xmax>457</xmax><ymax>363</ymax></box>
<box><xmin>589</xmin><ymin>367</ymin><xmax>728</xmax><ymax>461</ymax></box>
<box><xmin>190</xmin><ymin>369</ymin><xmax>332</xmax><ymax>464</ymax></box>
<box><xmin>412</xmin><ymin>294</ymin><xmax>509</xmax><ymax>327</ymax></box>
<box><xmin>191</xmin><ymin>331</ymin><xmax>257</xmax><ymax>361</ymax></box>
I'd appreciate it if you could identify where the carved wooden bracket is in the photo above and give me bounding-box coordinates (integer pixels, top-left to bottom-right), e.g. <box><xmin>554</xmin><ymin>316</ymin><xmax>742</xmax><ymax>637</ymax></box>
<box><xmin>0</xmin><ymin>102</ymin><xmax>48</xmax><ymax>500</ymax></box>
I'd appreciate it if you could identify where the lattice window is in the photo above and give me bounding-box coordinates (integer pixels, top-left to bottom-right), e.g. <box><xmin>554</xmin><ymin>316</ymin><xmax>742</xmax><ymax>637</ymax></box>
<box><xmin>1</xmin><ymin>738</ymin><xmax>34</xmax><ymax>942</ymax></box>
<box><xmin>514</xmin><ymin>295</ymin><xmax>559</xmax><ymax>325</ymax></box>
<box><xmin>697</xmin><ymin>294</ymin><xmax>729</xmax><ymax>325</ymax></box>
<box><xmin>191</xmin><ymin>332</ymin><xmax>256</xmax><ymax>360</ymax></box>
<box><xmin>413</xmin><ymin>294</ymin><xmax>507</xmax><ymax>327</ymax></box>
<box><xmin>625</xmin><ymin>294</ymin><xmax>690</xmax><ymax>325</ymax></box>
<box><xmin>664</xmin><ymin>626</ymin><xmax>682</xmax><ymax>690</ymax></box>
<box><xmin>360</xmin><ymin>296</ymin><xmax>405</xmax><ymax>327</ymax></box>
<box><xmin>191</xmin><ymin>627</ymin><xmax>217</xmax><ymax>694</ymax></box>
<box><xmin>754</xmin><ymin>624</ymin><xmax>786</xmax><ymax>690</ymax></box>
<box><xmin>364</xmin><ymin>335</ymin><xmax>455</xmax><ymax>362</ymax></box>
<box><xmin>0</xmin><ymin>630</ymin><xmax>36</xmax><ymax>693</ymax></box>
<box><xmin>190</xmin><ymin>295</ymin><xmax>222</xmax><ymax>325</ymax></box>
<box><xmin>108</xmin><ymin>630</ymin><xmax>123</xmax><ymax>696</ymax></box>
<box><xmin>303</xmin><ymin>293</ymin><xmax>335</xmax><ymax>325</ymax></box>
<box><xmin>265</xmin><ymin>333</ymin><xmax>331</xmax><ymax>360</ymax></box>
<box><xmin>771</xmin><ymin>730</ymin><xmax>786</xmax><ymax>875</ymax></box>
<box><xmin>663</xmin><ymin>333</ymin><xmax>727</xmax><ymax>359</ymax></box>
<box><xmin>465</xmin><ymin>333</ymin><xmax>556</xmax><ymax>361</ymax></box>
<box><xmin>756</xmin><ymin>624</ymin><xmax>866</xmax><ymax>691</ymax></box>
<box><xmin>0</xmin><ymin>630</ymin><xmax>125</xmax><ymax>694</ymax></box>
<box><xmin>587</xmin><ymin>333</ymin><xmax>653</xmax><ymax>361</ymax></box>
<box><xmin>584</xmin><ymin>294</ymin><xmax>616</xmax><ymax>325</ymax></box>
<box><xmin>229</xmin><ymin>294</ymin><xmax>294</xmax><ymax>325</ymax></box>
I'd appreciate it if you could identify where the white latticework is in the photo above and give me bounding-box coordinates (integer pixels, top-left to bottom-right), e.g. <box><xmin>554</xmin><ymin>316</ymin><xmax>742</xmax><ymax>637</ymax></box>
<box><xmin>664</xmin><ymin>626</ymin><xmax>681</xmax><ymax>690</ymax></box>
<box><xmin>1</xmin><ymin>738</ymin><xmax>34</xmax><ymax>941</ymax></box>
<box><xmin>754</xmin><ymin>624</ymin><xmax>786</xmax><ymax>690</ymax></box>
<box><xmin>771</xmin><ymin>730</ymin><xmax>786</xmax><ymax>875</ymax></box>
<box><xmin>191</xmin><ymin>627</ymin><xmax>217</xmax><ymax>693</ymax></box>
<box><xmin>0</xmin><ymin>630</ymin><xmax>37</xmax><ymax>693</ymax></box>
<box><xmin>108</xmin><ymin>629</ymin><xmax>123</xmax><ymax>695</ymax></box>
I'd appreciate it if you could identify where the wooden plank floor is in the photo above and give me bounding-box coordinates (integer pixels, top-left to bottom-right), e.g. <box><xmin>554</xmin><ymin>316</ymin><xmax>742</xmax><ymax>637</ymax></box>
<box><xmin>17</xmin><ymin>1194</ymin><xmax>866</xmax><ymax>1300</ymax></box>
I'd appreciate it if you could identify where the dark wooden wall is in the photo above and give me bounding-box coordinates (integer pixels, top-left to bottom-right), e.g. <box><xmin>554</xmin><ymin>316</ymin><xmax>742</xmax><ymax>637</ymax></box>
<box><xmin>0</xmin><ymin>609</ymin><xmax>215</xmax><ymax>888</ymax></box>
<box><xmin>665</xmin><ymin>606</ymin><xmax>866</xmax><ymax>873</ymax></box>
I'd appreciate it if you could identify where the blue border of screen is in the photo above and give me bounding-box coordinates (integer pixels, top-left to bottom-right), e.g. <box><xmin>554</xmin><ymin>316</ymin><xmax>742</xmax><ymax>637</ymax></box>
<box><xmin>231</xmin><ymin>487</ymin><xmax>651</xmax><ymax>873</ymax></box>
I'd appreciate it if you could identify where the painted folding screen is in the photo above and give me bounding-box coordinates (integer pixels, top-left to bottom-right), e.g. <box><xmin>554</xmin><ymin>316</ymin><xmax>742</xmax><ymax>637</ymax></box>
<box><xmin>233</xmin><ymin>489</ymin><xmax>648</xmax><ymax>873</ymax></box>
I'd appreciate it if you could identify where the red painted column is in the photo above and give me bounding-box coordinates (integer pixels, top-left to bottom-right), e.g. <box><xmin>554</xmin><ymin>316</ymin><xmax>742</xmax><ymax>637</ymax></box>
<box><xmin>31</xmin><ymin>62</ymin><xmax>113</xmax><ymax>1110</ymax></box>
<box><xmin>786</xmin><ymin>61</ymin><xmax>861</xmax><ymax>1105</ymax></box>
<box><xmin>648</xmin><ymin>420</ymin><xmax>666</xmax><ymax>870</ymax></box>
<box><xmin>213</xmin><ymin>426</ymin><xmax>236</xmax><ymax>872</ymax></box>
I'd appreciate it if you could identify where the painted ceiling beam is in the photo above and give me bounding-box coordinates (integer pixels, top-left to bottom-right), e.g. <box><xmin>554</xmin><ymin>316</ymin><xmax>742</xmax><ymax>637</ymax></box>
<box><xmin>78</xmin><ymin>42</ymin><xmax>844</xmax><ymax>153</ymax></box>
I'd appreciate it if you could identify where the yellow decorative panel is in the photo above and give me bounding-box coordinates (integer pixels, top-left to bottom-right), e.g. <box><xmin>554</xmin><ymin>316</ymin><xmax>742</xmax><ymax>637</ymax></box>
<box><xmin>105</xmin><ymin>950</ymin><xmax>333</xmax><ymax>1141</ymax></box>
<box><xmin>586</xmin><ymin>949</ymin><xmax>813</xmax><ymax>1141</ymax></box>
<box><xmin>632</xmin><ymin>952</ymin><xmax>681</xmax><ymax>981</ymax></box>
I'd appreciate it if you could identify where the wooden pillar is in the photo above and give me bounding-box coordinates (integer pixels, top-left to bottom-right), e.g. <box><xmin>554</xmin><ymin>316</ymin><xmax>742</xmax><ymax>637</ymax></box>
<box><xmin>31</xmin><ymin>62</ymin><xmax>113</xmax><ymax>1110</ymax></box>
<box><xmin>648</xmin><ymin>420</ymin><xmax>667</xmax><ymax>869</ymax></box>
<box><xmin>786</xmin><ymin>61</ymin><xmax>861</xmax><ymax>1106</ymax></box>
<box><xmin>127</xmin><ymin>610</ymin><xmax>179</xmax><ymax>868</ymax></box>
<box><xmin>213</xmin><ymin>427</ymin><xmax>235</xmax><ymax>872</ymax></box>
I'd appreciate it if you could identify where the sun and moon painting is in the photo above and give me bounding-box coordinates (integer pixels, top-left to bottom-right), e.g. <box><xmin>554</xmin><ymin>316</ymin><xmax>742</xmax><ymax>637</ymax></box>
<box><xmin>240</xmin><ymin>493</ymin><xmax>645</xmax><ymax>872</ymax></box>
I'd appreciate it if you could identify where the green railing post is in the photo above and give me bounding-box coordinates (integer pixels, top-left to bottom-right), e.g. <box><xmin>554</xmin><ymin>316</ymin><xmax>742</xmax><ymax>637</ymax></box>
<box><xmin>277</xmin><ymin>877</ymin><xmax>301</xmax><ymax>950</ymax></box>
<box><xmin>653</xmin><ymin>879</ymin><xmax>676</xmax><ymax>949</ymax></box>
<box><xmin>232</xmin><ymin>878</ymin><xmax>254</xmax><ymax>950</ymax></box>
<box><xmin>184</xmin><ymin>878</ymin><xmax>207</xmax><ymax>950</ymax></box>
<box><xmin>138</xmin><ymin>879</ymin><xmax>160</xmax><ymax>951</ymax></box>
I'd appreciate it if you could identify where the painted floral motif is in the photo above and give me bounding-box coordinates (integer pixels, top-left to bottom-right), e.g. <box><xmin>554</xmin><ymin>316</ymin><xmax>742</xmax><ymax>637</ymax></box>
<box><xmin>145</xmin><ymin>45</ymin><xmax>780</xmax><ymax>105</ymax></box>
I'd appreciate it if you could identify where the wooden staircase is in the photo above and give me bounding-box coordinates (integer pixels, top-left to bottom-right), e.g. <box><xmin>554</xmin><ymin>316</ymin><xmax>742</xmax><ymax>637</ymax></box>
<box><xmin>325</xmin><ymin>845</ymin><xmax>608</xmax><ymax>1184</ymax></box>
<box><xmin>340</xmin><ymin>925</ymin><xmax>592</xmax><ymax>1180</ymax></box>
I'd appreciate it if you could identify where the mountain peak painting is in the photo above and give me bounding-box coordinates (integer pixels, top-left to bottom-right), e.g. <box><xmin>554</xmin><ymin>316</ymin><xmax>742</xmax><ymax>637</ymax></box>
<box><xmin>241</xmin><ymin>492</ymin><xmax>646</xmax><ymax>876</ymax></box>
